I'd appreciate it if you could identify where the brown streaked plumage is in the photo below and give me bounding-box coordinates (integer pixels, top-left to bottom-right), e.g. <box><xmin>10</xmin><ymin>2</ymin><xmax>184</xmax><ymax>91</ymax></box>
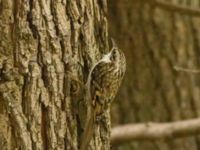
<box><xmin>90</xmin><ymin>47</ymin><xmax>126</xmax><ymax>116</ymax></box>
<box><xmin>80</xmin><ymin>40</ymin><xmax>126</xmax><ymax>150</ymax></box>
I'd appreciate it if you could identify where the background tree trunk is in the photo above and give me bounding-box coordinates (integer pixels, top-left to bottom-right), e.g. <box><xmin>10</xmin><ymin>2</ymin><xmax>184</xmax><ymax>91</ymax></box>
<box><xmin>0</xmin><ymin>0</ymin><xmax>109</xmax><ymax>149</ymax></box>
<box><xmin>109</xmin><ymin>0</ymin><xmax>200</xmax><ymax>150</ymax></box>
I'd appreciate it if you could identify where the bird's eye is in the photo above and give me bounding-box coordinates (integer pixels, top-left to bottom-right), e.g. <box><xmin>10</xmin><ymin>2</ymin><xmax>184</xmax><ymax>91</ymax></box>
<box><xmin>110</xmin><ymin>54</ymin><xmax>115</xmax><ymax>61</ymax></box>
<box><xmin>110</xmin><ymin>50</ymin><xmax>117</xmax><ymax>61</ymax></box>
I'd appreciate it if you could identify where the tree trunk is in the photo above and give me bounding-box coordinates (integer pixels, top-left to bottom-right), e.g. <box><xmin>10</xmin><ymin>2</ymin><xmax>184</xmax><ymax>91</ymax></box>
<box><xmin>0</xmin><ymin>0</ymin><xmax>109</xmax><ymax>150</ymax></box>
<box><xmin>109</xmin><ymin>0</ymin><xmax>200</xmax><ymax>150</ymax></box>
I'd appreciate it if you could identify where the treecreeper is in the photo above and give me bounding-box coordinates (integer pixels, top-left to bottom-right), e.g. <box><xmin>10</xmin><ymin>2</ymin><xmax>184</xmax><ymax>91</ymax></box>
<box><xmin>80</xmin><ymin>39</ymin><xmax>126</xmax><ymax>150</ymax></box>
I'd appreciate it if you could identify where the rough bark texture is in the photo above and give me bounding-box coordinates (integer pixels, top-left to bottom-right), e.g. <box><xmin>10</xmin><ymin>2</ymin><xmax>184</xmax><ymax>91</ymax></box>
<box><xmin>109</xmin><ymin>0</ymin><xmax>200</xmax><ymax>150</ymax></box>
<box><xmin>0</xmin><ymin>0</ymin><xmax>109</xmax><ymax>150</ymax></box>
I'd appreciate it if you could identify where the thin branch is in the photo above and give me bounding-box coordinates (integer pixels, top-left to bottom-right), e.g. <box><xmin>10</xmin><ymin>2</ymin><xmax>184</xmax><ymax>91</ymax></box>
<box><xmin>147</xmin><ymin>0</ymin><xmax>200</xmax><ymax>16</ymax></box>
<box><xmin>111</xmin><ymin>118</ymin><xmax>200</xmax><ymax>144</ymax></box>
<box><xmin>174</xmin><ymin>66</ymin><xmax>200</xmax><ymax>73</ymax></box>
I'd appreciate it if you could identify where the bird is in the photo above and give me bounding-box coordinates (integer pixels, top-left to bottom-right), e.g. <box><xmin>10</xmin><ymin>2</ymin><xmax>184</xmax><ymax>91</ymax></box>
<box><xmin>89</xmin><ymin>41</ymin><xmax>126</xmax><ymax>116</ymax></box>
<box><xmin>80</xmin><ymin>39</ymin><xmax>126</xmax><ymax>150</ymax></box>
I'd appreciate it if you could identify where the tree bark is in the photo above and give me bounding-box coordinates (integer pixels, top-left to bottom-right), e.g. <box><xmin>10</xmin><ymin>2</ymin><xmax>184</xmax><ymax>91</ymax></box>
<box><xmin>0</xmin><ymin>0</ymin><xmax>109</xmax><ymax>150</ymax></box>
<box><xmin>109</xmin><ymin>0</ymin><xmax>200</xmax><ymax>150</ymax></box>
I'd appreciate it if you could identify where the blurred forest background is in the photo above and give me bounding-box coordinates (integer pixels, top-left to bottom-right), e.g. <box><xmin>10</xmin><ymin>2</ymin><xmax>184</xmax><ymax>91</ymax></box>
<box><xmin>108</xmin><ymin>0</ymin><xmax>200</xmax><ymax>150</ymax></box>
